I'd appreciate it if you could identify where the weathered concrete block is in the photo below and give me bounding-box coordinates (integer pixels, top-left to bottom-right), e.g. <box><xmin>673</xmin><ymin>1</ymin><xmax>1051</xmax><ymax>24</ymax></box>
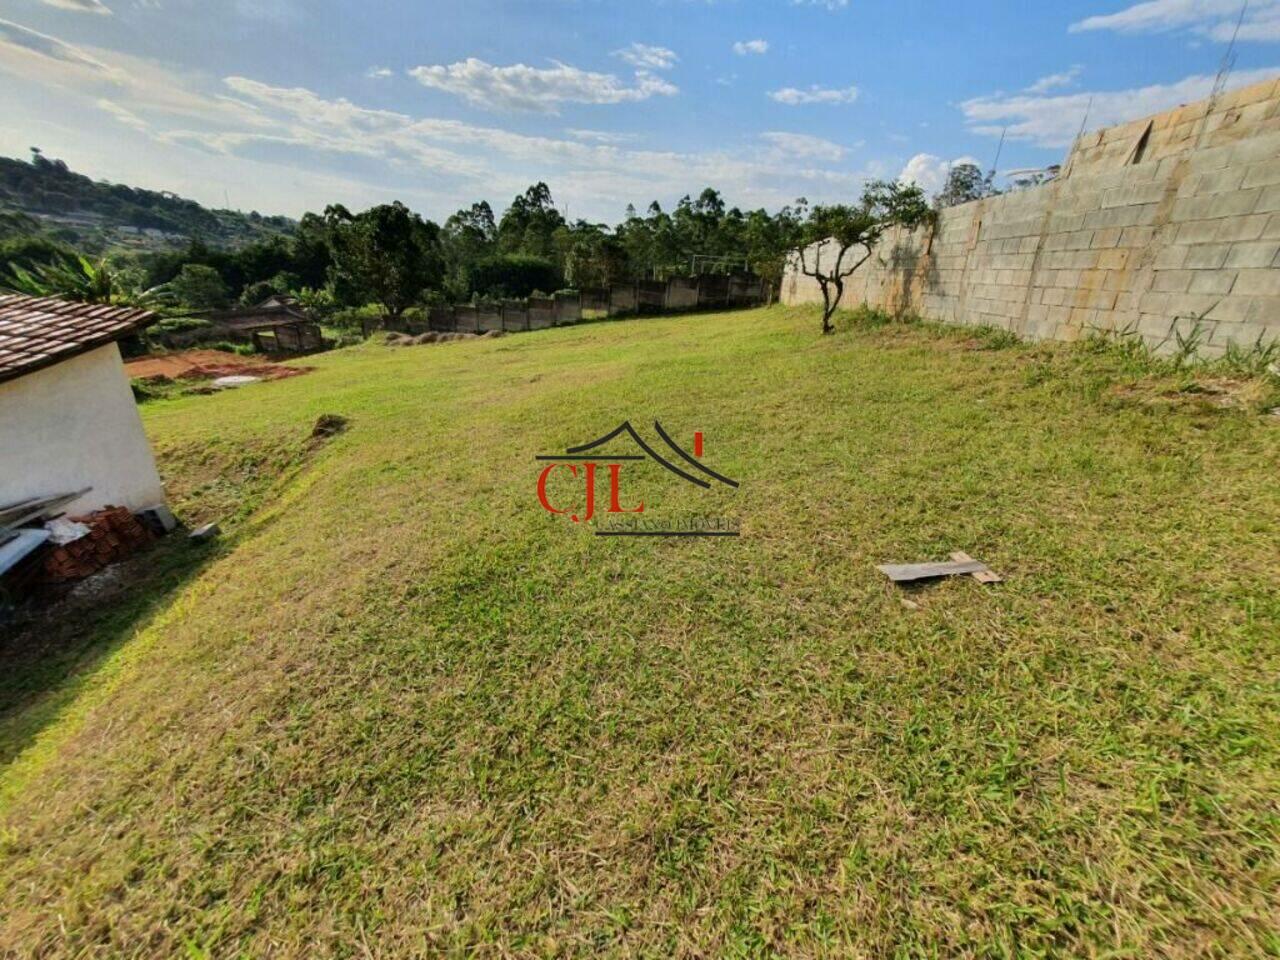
<box><xmin>1154</xmin><ymin>246</ymin><xmax>1190</xmax><ymax>270</ymax></box>
<box><xmin>1216</xmin><ymin>213</ymin><xmax>1270</xmax><ymax>242</ymax></box>
<box><xmin>1189</xmin><ymin>271</ymin><xmax>1237</xmax><ymax>295</ymax></box>
<box><xmin>1096</xmin><ymin>248</ymin><xmax>1132</xmax><ymax>271</ymax></box>
<box><xmin>1242</xmin><ymin>158</ymin><xmax>1280</xmax><ymax>189</ymax></box>
<box><xmin>1222</xmin><ymin>131</ymin><xmax>1280</xmax><ymax>167</ymax></box>
<box><xmin>1233</xmin><ymin>269</ymin><xmax>1280</xmax><ymax>296</ymax></box>
<box><xmin>1175</xmin><ymin>220</ymin><xmax>1221</xmax><ymax>245</ymax></box>
<box><xmin>1152</xmin><ymin>270</ymin><xmax>1195</xmax><ymax>293</ymax></box>
<box><xmin>1225</xmin><ymin>240</ymin><xmax>1280</xmax><ymax>268</ymax></box>
<box><xmin>1196</xmin><ymin>167</ymin><xmax>1250</xmax><ymax>195</ymax></box>
<box><xmin>1255</xmin><ymin>185</ymin><xmax>1280</xmax><ymax>214</ymax></box>
<box><xmin>1184</xmin><ymin>244</ymin><xmax>1232</xmax><ymax>269</ymax></box>
<box><xmin>1120</xmin><ymin>226</ymin><xmax>1156</xmax><ymax>247</ymax></box>
<box><xmin>1208</xmin><ymin>295</ymin><xmax>1266</xmax><ymax>323</ymax></box>
<box><xmin>1090</xmin><ymin>227</ymin><xmax>1123</xmax><ymax>248</ymax></box>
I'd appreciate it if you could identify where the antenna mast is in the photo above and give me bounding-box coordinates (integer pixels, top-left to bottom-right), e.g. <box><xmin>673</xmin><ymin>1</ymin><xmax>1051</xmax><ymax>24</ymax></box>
<box><xmin>988</xmin><ymin>126</ymin><xmax>1007</xmax><ymax>186</ymax></box>
<box><xmin>1212</xmin><ymin>1</ymin><xmax>1248</xmax><ymax>101</ymax></box>
<box><xmin>1075</xmin><ymin>96</ymin><xmax>1095</xmax><ymax>144</ymax></box>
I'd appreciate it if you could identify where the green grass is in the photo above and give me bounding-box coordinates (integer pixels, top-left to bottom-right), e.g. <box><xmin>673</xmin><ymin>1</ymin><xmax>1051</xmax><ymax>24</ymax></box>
<box><xmin>1</xmin><ymin>305</ymin><xmax>1278</xmax><ymax>958</ymax></box>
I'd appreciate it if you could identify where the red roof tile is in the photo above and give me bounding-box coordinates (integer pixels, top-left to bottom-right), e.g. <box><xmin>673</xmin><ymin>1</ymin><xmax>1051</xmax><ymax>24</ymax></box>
<box><xmin>0</xmin><ymin>294</ymin><xmax>157</xmax><ymax>385</ymax></box>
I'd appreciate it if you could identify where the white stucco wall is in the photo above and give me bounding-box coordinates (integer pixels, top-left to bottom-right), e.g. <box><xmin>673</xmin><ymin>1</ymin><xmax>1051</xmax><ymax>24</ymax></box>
<box><xmin>0</xmin><ymin>343</ymin><xmax>166</xmax><ymax>515</ymax></box>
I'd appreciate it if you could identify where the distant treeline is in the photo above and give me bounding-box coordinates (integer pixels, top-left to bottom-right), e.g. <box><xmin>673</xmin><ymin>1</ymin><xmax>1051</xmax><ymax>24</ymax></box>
<box><xmin>0</xmin><ymin>154</ymin><xmax>804</xmax><ymax>320</ymax></box>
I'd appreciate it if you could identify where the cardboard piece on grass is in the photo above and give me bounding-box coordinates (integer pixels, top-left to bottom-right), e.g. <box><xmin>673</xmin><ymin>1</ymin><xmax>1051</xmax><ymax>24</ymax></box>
<box><xmin>877</xmin><ymin>551</ymin><xmax>1003</xmax><ymax>584</ymax></box>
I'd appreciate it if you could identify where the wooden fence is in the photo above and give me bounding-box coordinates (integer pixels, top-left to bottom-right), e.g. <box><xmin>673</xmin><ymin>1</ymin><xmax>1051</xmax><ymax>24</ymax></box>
<box><xmin>370</xmin><ymin>274</ymin><xmax>772</xmax><ymax>336</ymax></box>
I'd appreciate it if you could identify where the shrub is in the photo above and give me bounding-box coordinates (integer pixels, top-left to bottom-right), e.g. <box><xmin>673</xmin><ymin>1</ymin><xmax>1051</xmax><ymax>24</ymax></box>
<box><xmin>466</xmin><ymin>254</ymin><xmax>561</xmax><ymax>300</ymax></box>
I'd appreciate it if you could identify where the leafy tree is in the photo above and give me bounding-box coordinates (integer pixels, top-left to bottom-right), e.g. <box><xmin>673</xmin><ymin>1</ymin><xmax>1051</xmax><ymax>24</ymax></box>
<box><xmin>163</xmin><ymin>263</ymin><xmax>230</xmax><ymax>309</ymax></box>
<box><xmin>325</xmin><ymin>202</ymin><xmax>444</xmax><ymax>322</ymax></box>
<box><xmin>742</xmin><ymin>203</ymin><xmax>805</xmax><ymax>290</ymax></box>
<box><xmin>292</xmin><ymin>285</ymin><xmax>336</xmax><ymax>314</ymax></box>
<box><xmin>554</xmin><ymin>221</ymin><xmax>628</xmax><ymax>289</ymax></box>
<box><xmin>936</xmin><ymin>163</ymin><xmax>993</xmax><ymax>208</ymax></box>
<box><xmin>443</xmin><ymin>201</ymin><xmax>498</xmax><ymax>298</ymax></box>
<box><xmin>239</xmin><ymin>271</ymin><xmax>301</xmax><ymax>306</ymax></box>
<box><xmin>498</xmin><ymin>183</ymin><xmax>565</xmax><ymax>259</ymax></box>
<box><xmin>793</xmin><ymin>180</ymin><xmax>932</xmax><ymax>335</ymax></box>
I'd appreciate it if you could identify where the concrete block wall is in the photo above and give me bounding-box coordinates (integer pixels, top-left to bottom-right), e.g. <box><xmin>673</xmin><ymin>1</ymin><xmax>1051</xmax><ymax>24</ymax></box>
<box><xmin>784</xmin><ymin>75</ymin><xmax>1280</xmax><ymax>355</ymax></box>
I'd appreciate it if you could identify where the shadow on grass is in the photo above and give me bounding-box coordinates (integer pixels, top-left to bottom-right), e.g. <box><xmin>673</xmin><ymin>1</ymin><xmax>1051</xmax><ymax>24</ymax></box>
<box><xmin>0</xmin><ymin>535</ymin><xmax>218</xmax><ymax>772</ymax></box>
<box><xmin>0</xmin><ymin>415</ymin><xmax>349</xmax><ymax>777</ymax></box>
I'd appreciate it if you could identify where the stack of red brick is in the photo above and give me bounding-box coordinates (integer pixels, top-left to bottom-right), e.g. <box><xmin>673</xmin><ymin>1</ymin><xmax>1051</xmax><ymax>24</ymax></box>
<box><xmin>42</xmin><ymin>506</ymin><xmax>154</xmax><ymax>583</ymax></box>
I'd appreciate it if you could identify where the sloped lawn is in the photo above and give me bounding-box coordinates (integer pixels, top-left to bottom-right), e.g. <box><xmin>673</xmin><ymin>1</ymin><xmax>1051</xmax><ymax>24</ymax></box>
<box><xmin>2</xmin><ymin>306</ymin><xmax>1277</xmax><ymax>957</ymax></box>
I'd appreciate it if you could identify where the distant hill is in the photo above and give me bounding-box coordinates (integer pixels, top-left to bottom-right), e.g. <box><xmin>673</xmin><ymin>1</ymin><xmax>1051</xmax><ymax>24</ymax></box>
<box><xmin>0</xmin><ymin>150</ymin><xmax>296</xmax><ymax>252</ymax></box>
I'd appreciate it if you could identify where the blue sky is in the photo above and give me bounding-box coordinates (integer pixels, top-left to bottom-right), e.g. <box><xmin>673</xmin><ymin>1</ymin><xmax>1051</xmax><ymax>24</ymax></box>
<box><xmin>0</xmin><ymin>0</ymin><xmax>1277</xmax><ymax>222</ymax></box>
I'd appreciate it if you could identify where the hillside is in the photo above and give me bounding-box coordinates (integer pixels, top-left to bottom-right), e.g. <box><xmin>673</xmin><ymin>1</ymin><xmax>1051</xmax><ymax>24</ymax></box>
<box><xmin>0</xmin><ymin>151</ymin><xmax>296</xmax><ymax>252</ymax></box>
<box><xmin>1</xmin><ymin>306</ymin><xmax>1278</xmax><ymax>956</ymax></box>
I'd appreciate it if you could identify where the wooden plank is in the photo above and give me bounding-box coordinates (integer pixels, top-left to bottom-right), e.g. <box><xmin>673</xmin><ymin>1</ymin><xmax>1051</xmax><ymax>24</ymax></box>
<box><xmin>950</xmin><ymin>551</ymin><xmax>1005</xmax><ymax>583</ymax></box>
<box><xmin>877</xmin><ymin>560</ymin><xmax>988</xmax><ymax>582</ymax></box>
<box><xmin>0</xmin><ymin>489</ymin><xmax>89</xmax><ymax>531</ymax></box>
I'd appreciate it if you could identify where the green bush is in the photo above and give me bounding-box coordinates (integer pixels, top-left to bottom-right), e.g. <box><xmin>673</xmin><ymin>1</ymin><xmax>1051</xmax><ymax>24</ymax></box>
<box><xmin>466</xmin><ymin>254</ymin><xmax>561</xmax><ymax>300</ymax></box>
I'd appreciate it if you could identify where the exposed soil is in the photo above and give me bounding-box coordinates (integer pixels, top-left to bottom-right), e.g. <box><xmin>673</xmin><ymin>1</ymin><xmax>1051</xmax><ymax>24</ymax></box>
<box><xmin>125</xmin><ymin>349</ymin><xmax>313</xmax><ymax>382</ymax></box>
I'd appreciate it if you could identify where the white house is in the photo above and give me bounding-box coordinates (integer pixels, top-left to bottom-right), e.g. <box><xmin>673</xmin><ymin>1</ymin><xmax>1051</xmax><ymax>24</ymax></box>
<box><xmin>0</xmin><ymin>294</ymin><xmax>166</xmax><ymax>516</ymax></box>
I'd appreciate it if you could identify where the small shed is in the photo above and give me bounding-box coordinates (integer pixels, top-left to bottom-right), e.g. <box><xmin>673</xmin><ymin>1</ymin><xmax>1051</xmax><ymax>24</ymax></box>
<box><xmin>0</xmin><ymin>294</ymin><xmax>167</xmax><ymax>516</ymax></box>
<box><xmin>203</xmin><ymin>297</ymin><xmax>328</xmax><ymax>355</ymax></box>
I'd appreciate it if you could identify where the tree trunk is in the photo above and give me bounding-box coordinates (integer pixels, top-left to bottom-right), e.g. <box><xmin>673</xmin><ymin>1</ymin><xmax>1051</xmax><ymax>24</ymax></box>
<box><xmin>821</xmin><ymin>280</ymin><xmax>844</xmax><ymax>335</ymax></box>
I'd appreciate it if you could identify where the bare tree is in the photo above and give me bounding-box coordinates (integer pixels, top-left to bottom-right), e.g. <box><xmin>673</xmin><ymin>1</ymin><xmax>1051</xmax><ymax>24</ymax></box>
<box><xmin>793</xmin><ymin>181</ymin><xmax>932</xmax><ymax>334</ymax></box>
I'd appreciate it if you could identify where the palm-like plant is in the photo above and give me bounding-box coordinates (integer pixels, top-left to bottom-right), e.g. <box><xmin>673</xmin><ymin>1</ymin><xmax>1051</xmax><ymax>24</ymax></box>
<box><xmin>2</xmin><ymin>254</ymin><xmax>166</xmax><ymax>307</ymax></box>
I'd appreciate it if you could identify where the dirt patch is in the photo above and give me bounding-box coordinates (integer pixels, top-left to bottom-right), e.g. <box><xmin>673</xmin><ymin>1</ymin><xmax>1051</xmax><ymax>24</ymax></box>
<box><xmin>310</xmin><ymin>414</ymin><xmax>349</xmax><ymax>440</ymax></box>
<box><xmin>125</xmin><ymin>349</ymin><xmax>312</xmax><ymax>383</ymax></box>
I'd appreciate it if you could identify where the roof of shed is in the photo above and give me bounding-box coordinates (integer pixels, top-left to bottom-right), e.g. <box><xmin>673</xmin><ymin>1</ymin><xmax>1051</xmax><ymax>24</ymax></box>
<box><xmin>0</xmin><ymin>294</ymin><xmax>157</xmax><ymax>385</ymax></box>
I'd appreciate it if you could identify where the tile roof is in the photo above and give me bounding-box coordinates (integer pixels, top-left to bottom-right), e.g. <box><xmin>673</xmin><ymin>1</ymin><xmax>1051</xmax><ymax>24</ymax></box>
<box><xmin>0</xmin><ymin>294</ymin><xmax>157</xmax><ymax>385</ymax></box>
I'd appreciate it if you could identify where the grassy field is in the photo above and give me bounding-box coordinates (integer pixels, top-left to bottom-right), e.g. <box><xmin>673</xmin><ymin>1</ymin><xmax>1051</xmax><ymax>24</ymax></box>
<box><xmin>1</xmin><ymin>305</ymin><xmax>1278</xmax><ymax>958</ymax></box>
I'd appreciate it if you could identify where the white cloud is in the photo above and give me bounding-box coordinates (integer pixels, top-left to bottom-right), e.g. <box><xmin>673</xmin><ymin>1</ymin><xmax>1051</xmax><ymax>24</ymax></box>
<box><xmin>792</xmin><ymin>0</ymin><xmax>849</xmax><ymax>9</ymax></box>
<box><xmin>760</xmin><ymin>131</ymin><xmax>847</xmax><ymax>161</ymax></box>
<box><xmin>733</xmin><ymin>39</ymin><xmax>769</xmax><ymax>55</ymax></box>
<box><xmin>234</xmin><ymin>0</ymin><xmax>301</xmax><ymax>23</ymax></box>
<box><xmin>36</xmin><ymin>0</ymin><xmax>110</xmax><ymax>12</ymax></box>
<box><xmin>1026</xmin><ymin>65</ymin><xmax>1083</xmax><ymax>94</ymax></box>
<box><xmin>565</xmin><ymin>128</ymin><xmax>638</xmax><ymax>144</ymax></box>
<box><xmin>613</xmin><ymin>42</ymin><xmax>678</xmax><ymax>70</ymax></box>
<box><xmin>97</xmin><ymin>98</ymin><xmax>148</xmax><ymax>131</ymax></box>
<box><xmin>366</xmin><ymin>66</ymin><xmax>393</xmax><ymax>80</ymax></box>
<box><xmin>0</xmin><ymin>18</ymin><xmax>271</xmax><ymax>131</ymax></box>
<box><xmin>899</xmin><ymin>153</ymin><xmax>982</xmax><ymax>194</ymax></box>
<box><xmin>408</xmin><ymin>58</ymin><xmax>678</xmax><ymax>113</ymax></box>
<box><xmin>1070</xmin><ymin>0</ymin><xmax>1280</xmax><ymax>42</ymax></box>
<box><xmin>961</xmin><ymin>68</ymin><xmax>1280</xmax><ymax>148</ymax></box>
<box><xmin>207</xmin><ymin>78</ymin><xmax>878</xmax><ymax>213</ymax></box>
<box><xmin>0</xmin><ymin>17</ymin><xmax>111</xmax><ymax>71</ymax></box>
<box><xmin>0</xmin><ymin>20</ymin><xmax>883</xmax><ymax>221</ymax></box>
<box><xmin>769</xmin><ymin>84</ymin><xmax>859</xmax><ymax>105</ymax></box>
